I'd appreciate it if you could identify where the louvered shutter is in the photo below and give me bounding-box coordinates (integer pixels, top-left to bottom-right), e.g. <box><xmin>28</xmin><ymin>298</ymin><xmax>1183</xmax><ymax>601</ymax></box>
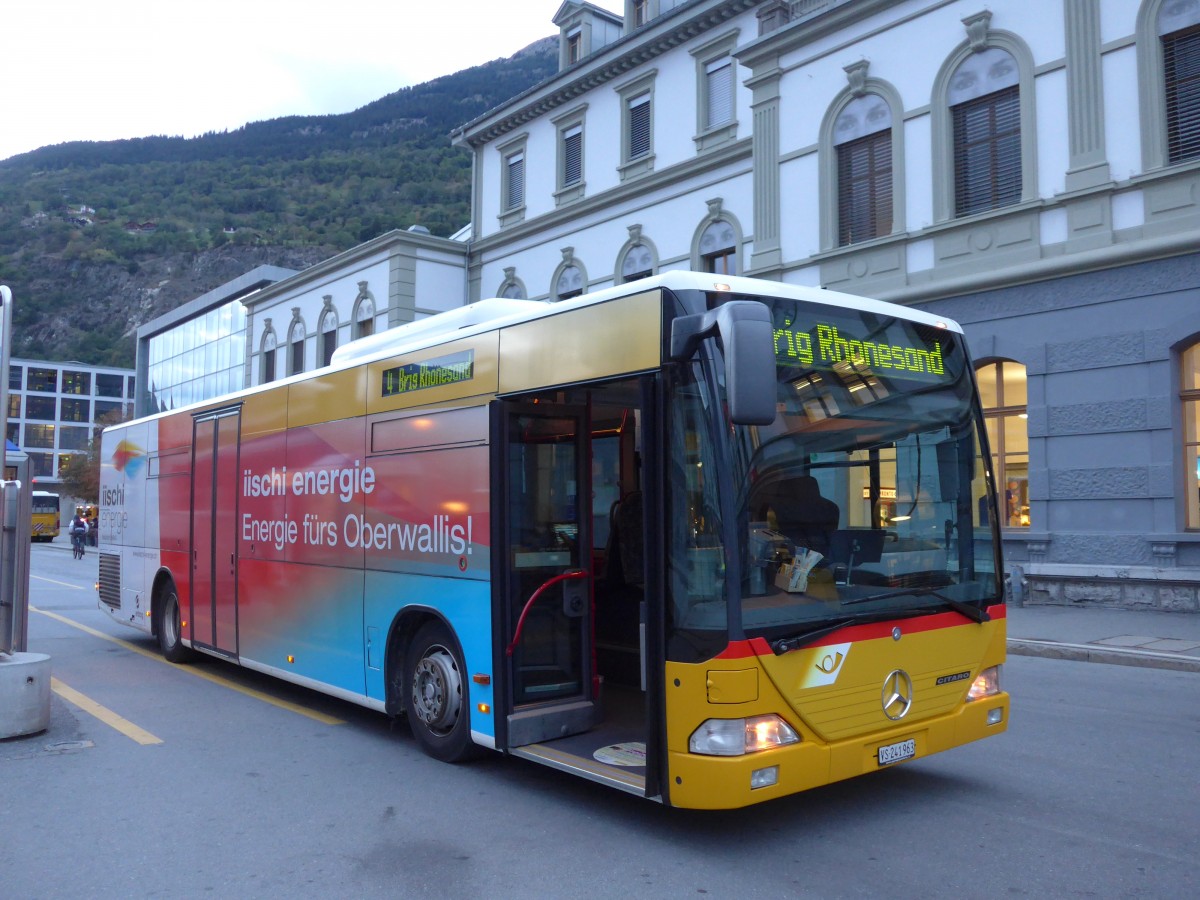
<box><xmin>706</xmin><ymin>58</ymin><xmax>733</xmax><ymax>129</ymax></box>
<box><xmin>1164</xmin><ymin>27</ymin><xmax>1200</xmax><ymax>162</ymax></box>
<box><xmin>953</xmin><ymin>85</ymin><xmax>1021</xmax><ymax>218</ymax></box>
<box><xmin>563</xmin><ymin>126</ymin><xmax>582</xmax><ymax>186</ymax></box>
<box><xmin>629</xmin><ymin>95</ymin><xmax>651</xmax><ymax>160</ymax></box>
<box><xmin>837</xmin><ymin>130</ymin><xmax>892</xmax><ymax>246</ymax></box>
<box><xmin>506</xmin><ymin>153</ymin><xmax>524</xmax><ymax>209</ymax></box>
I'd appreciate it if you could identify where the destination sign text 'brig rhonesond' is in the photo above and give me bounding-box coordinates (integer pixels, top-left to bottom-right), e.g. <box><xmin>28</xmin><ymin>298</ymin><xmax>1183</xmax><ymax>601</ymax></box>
<box><xmin>382</xmin><ymin>350</ymin><xmax>474</xmax><ymax>397</ymax></box>
<box><xmin>774</xmin><ymin>321</ymin><xmax>945</xmax><ymax>380</ymax></box>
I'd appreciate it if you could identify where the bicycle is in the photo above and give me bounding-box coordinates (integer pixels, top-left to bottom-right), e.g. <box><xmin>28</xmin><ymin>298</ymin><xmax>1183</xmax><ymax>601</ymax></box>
<box><xmin>71</xmin><ymin>530</ymin><xmax>86</xmax><ymax>559</ymax></box>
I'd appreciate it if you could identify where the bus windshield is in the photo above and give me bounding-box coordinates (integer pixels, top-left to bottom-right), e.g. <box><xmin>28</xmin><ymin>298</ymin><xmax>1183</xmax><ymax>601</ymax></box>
<box><xmin>666</xmin><ymin>293</ymin><xmax>1001</xmax><ymax>657</ymax></box>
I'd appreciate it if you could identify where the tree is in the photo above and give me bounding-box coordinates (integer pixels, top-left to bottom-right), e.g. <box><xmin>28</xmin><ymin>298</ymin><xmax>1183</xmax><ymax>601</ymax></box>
<box><xmin>59</xmin><ymin>409</ymin><xmax>130</xmax><ymax>502</ymax></box>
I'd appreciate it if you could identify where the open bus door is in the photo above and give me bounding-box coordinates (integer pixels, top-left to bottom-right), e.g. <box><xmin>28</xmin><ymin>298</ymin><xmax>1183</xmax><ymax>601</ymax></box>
<box><xmin>495</xmin><ymin>380</ymin><xmax>657</xmax><ymax>799</ymax></box>
<box><xmin>498</xmin><ymin>401</ymin><xmax>599</xmax><ymax>746</ymax></box>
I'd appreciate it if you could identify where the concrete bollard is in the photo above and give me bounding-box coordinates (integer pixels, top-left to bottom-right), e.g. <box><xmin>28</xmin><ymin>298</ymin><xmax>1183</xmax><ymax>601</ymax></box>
<box><xmin>0</xmin><ymin>651</ymin><xmax>52</xmax><ymax>739</ymax></box>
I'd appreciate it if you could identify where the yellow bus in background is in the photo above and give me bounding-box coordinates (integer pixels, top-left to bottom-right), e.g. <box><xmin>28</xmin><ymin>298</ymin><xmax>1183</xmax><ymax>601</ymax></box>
<box><xmin>32</xmin><ymin>490</ymin><xmax>61</xmax><ymax>542</ymax></box>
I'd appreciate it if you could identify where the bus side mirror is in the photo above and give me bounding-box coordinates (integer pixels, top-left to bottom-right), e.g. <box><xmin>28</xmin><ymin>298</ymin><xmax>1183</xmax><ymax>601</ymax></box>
<box><xmin>670</xmin><ymin>301</ymin><xmax>777</xmax><ymax>426</ymax></box>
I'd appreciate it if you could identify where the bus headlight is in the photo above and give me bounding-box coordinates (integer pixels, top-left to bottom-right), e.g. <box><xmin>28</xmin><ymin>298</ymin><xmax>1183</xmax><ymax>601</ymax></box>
<box><xmin>966</xmin><ymin>665</ymin><xmax>1001</xmax><ymax>700</ymax></box>
<box><xmin>689</xmin><ymin>714</ymin><xmax>800</xmax><ymax>756</ymax></box>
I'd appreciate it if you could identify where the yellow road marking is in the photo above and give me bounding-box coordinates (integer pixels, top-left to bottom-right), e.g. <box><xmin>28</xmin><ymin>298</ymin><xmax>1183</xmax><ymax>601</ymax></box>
<box><xmin>51</xmin><ymin>677</ymin><xmax>162</xmax><ymax>745</ymax></box>
<box><xmin>31</xmin><ymin>606</ymin><xmax>345</xmax><ymax>726</ymax></box>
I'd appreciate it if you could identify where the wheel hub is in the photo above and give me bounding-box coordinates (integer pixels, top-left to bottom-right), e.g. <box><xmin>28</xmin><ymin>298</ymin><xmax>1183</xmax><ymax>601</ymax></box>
<box><xmin>411</xmin><ymin>647</ymin><xmax>462</xmax><ymax>733</ymax></box>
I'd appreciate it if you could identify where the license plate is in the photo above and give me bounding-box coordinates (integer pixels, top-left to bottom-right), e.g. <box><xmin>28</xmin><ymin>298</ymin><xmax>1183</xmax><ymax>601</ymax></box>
<box><xmin>877</xmin><ymin>738</ymin><xmax>916</xmax><ymax>766</ymax></box>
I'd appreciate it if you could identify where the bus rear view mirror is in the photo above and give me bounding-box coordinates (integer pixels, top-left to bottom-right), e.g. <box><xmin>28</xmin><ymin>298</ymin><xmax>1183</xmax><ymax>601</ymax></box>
<box><xmin>670</xmin><ymin>301</ymin><xmax>777</xmax><ymax>426</ymax></box>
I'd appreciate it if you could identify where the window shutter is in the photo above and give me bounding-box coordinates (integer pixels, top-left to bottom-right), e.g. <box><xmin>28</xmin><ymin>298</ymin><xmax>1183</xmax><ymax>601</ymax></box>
<box><xmin>563</xmin><ymin>127</ymin><xmax>582</xmax><ymax>186</ymax></box>
<box><xmin>953</xmin><ymin>85</ymin><xmax>1021</xmax><ymax>218</ymax></box>
<box><xmin>837</xmin><ymin>130</ymin><xmax>892</xmax><ymax>245</ymax></box>
<box><xmin>506</xmin><ymin>153</ymin><xmax>524</xmax><ymax>209</ymax></box>
<box><xmin>1164</xmin><ymin>27</ymin><xmax>1200</xmax><ymax>163</ymax></box>
<box><xmin>706</xmin><ymin>58</ymin><xmax>733</xmax><ymax>129</ymax></box>
<box><xmin>629</xmin><ymin>95</ymin><xmax>651</xmax><ymax>160</ymax></box>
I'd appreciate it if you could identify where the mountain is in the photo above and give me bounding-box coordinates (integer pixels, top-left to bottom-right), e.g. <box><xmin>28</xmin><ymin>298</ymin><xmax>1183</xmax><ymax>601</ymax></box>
<box><xmin>0</xmin><ymin>37</ymin><xmax>557</xmax><ymax>368</ymax></box>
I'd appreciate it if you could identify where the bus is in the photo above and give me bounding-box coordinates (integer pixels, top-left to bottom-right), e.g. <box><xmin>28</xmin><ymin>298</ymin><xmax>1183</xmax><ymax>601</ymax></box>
<box><xmin>31</xmin><ymin>490</ymin><xmax>61</xmax><ymax>541</ymax></box>
<box><xmin>97</xmin><ymin>271</ymin><xmax>1008</xmax><ymax>809</ymax></box>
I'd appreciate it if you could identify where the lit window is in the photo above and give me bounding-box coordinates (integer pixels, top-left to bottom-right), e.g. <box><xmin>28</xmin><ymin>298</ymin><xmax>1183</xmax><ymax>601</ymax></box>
<box><xmin>977</xmin><ymin>360</ymin><xmax>1029</xmax><ymax>528</ymax></box>
<box><xmin>1182</xmin><ymin>342</ymin><xmax>1200</xmax><ymax>529</ymax></box>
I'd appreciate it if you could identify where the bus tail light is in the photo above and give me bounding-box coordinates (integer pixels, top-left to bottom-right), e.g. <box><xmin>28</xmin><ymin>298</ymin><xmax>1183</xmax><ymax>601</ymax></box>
<box><xmin>689</xmin><ymin>714</ymin><xmax>800</xmax><ymax>756</ymax></box>
<box><xmin>967</xmin><ymin>665</ymin><xmax>1001</xmax><ymax>701</ymax></box>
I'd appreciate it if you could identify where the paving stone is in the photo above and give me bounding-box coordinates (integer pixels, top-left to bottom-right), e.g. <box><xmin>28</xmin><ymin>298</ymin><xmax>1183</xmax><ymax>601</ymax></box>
<box><xmin>1091</xmin><ymin>635</ymin><xmax>1159</xmax><ymax>647</ymax></box>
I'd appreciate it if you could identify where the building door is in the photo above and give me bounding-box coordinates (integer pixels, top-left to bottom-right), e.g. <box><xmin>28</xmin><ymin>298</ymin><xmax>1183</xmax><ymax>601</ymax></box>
<box><xmin>190</xmin><ymin>406</ymin><xmax>241</xmax><ymax>657</ymax></box>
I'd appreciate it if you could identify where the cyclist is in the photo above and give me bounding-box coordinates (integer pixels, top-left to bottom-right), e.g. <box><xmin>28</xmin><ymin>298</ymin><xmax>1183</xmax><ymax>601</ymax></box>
<box><xmin>69</xmin><ymin>511</ymin><xmax>89</xmax><ymax>558</ymax></box>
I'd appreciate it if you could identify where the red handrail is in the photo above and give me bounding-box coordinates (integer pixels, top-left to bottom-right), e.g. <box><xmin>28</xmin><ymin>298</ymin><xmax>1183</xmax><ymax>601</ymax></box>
<box><xmin>506</xmin><ymin>570</ymin><xmax>588</xmax><ymax>657</ymax></box>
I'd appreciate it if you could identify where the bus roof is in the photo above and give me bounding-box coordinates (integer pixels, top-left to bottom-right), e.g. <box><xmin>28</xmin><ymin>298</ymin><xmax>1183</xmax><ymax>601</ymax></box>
<box><xmin>330</xmin><ymin>271</ymin><xmax>963</xmax><ymax>369</ymax></box>
<box><xmin>118</xmin><ymin>271</ymin><xmax>964</xmax><ymax>427</ymax></box>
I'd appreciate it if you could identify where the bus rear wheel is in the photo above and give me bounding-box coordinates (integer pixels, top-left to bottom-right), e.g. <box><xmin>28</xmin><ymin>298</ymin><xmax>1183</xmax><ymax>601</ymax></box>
<box><xmin>406</xmin><ymin>622</ymin><xmax>474</xmax><ymax>762</ymax></box>
<box><xmin>158</xmin><ymin>584</ymin><xmax>194</xmax><ymax>663</ymax></box>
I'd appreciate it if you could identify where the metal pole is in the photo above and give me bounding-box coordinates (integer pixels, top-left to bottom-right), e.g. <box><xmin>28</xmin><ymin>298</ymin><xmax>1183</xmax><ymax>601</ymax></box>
<box><xmin>1</xmin><ymin>284</ymin><xmax>9</xmax><ymax>478</ymax></box>
<box><xmin>0</xmin><ymin>285</ymin><xmax>11</xmax><ymax>654</ymax></box>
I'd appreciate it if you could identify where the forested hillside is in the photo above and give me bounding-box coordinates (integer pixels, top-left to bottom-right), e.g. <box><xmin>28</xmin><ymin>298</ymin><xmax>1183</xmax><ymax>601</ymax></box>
<box><xmin>0</xmin><ymin>37</ymin><xmax>556</xmax><ymax>367</ymax></box>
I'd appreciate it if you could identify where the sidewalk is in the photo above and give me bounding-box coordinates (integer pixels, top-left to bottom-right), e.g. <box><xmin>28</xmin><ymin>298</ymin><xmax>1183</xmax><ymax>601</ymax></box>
<box><xmin>1006</xmin><ymin>604</ymin><xmax>1200</xmax><ymax>673</ymax></box>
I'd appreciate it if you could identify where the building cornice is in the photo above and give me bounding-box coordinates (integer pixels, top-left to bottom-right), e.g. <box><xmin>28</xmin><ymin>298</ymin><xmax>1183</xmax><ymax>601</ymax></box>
<box><xmin>468</xmin><ymin>136</ymin><xmax>752</xmax><ymax>255</ymax></box>
<box><xmin>241</xmin><ymin>229</ymin><xmax>466</xmax><ymax>312</ymax></box>
<box><xmin>451</xmin><ymin>0</ymin><xmax>759</xmax><ymax>149</ymax></box>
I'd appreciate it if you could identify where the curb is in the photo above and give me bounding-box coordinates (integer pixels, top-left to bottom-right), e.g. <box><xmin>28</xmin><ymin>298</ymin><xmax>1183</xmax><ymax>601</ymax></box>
<box><xmin>1008</xmin><ymin>638</ymin><xmax>1200</xmax><ymax>673</ymax></box>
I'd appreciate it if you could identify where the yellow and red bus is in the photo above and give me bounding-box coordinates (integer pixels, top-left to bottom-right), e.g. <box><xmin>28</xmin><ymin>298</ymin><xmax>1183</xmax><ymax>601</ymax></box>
<box><xmin>31</xmin><ymin>490</ymin><xmax>61</xmax><ymax>542</ymax></box>
<box><xmin>98</xmin><ymin>271</ymin><xmax>1007</xmax><ymax>809</ymax></box>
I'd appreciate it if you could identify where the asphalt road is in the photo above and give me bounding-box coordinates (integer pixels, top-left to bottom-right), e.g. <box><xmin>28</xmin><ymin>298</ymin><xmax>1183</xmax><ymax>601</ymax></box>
<box><xmin>2</xmin><ymin>542</ymin><xmax>1197</xmax><ymax>898</ymax></box>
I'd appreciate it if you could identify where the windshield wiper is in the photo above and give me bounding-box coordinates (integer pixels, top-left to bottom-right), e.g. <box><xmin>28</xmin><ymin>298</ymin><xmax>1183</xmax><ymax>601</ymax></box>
<box><xmin>840</xmin><ymin>587</ymin><xmax>990</xmax><ymax>623</ymax></box>
<box><xmin>771</xmin><ymin>618</ymin><xmax>859</xmax><ymax>655</ymax></box>
<box><xmin>769</xmin><ymin>609</ymin><xmax>920</xmax><ymax>655</ymax></box>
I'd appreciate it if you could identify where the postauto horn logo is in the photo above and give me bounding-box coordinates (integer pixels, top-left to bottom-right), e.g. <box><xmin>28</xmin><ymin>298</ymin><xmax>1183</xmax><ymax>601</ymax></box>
<box><xmin>111</xmin><ymin>440</ymin><xmax>146</xmax><ymax>478</ymax></box>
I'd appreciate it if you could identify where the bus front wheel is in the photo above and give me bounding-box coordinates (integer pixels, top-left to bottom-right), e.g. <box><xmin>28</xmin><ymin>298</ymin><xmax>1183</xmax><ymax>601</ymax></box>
<box><xmin>406</xmin><ymin>622</ymin><xmax>473</xmax><ymax>762</ymax></box>
<box><xmin>158</xmin><ymin>584</ymin><xmax>194</xmax><ymax>664</ymax></box>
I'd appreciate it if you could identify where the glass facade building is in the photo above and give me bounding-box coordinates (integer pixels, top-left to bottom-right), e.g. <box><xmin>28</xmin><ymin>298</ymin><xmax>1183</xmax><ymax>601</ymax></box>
<box><xmin>6</xmin><ymin>358</ymin><xmax>136</xmax><ymax>483</ymax></box>
<box><xmin>146</xmin><ymin>299</ymin><xmax>246</xmax><ymax>412</ymax></box>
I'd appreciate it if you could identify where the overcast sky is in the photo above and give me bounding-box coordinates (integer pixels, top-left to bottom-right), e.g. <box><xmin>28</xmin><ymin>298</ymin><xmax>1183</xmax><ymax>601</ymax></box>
<box><xmin>1</xmin><ymin>0</ymin><xmax>624</xmax><ymax>163</ymax></box>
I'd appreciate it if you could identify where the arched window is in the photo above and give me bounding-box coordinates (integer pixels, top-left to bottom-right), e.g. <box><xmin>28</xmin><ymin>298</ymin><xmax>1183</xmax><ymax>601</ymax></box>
<box><xmin>616</xmin><ymin>226</ymin><xmax>658</xmax><ymax>283</ymax></box>
<box><xmin>261</xmin><ymin>324</ymin><xmax>278</xmax><ymax>384</ymax></box>
<box><xmin>353</xmin><ymin>284</ymin><xmax>376</xmax><ymax>340</ymax></box>
<box><xmin>1182</xmin><ymin>341</ymin><xmax>1200</xmax><ymax>529</ymax></box>
<box><xmin>1158</xmin><ymin>1</ymin><xmax>1200</xmax><ymax>162</ymax></box>
<box><xmin>949</xmin><ymin>47</ymin><xmax>1020</xmax><ymax>217</ymax></box>
<box><xmin>555</xmin><ymin>264</ymin><xmax>585</xmax><ymax>300</ymax></box>
<box><xmin>498</xmin><ymin>267</ymin><xmax>526</xmax><ymax>299</ymax></box>
<box><xmin>288</xmin><ymin>315</ymin><xmax>306</xmax><ymax>376</ymax></box>
<box><xmin>833</xmin><ymin>92</ymin><xmax>894</xmax><ymax>245</ymax></box>
<box><xmin>621</xmin><ymin>243</ymin><xmax>655</xmax><ymax>282</ymax></box>
<box><xmin>932</xmin><ymin>15</ymin><xmax>1035</xmax><ymax>221</ymax></box>
<box><xmin>698</xmin><ymin>219</ymin><xmax>737</xmax><ymax>275</ymax></box>
<box><xmin>319</xmin><ymin>304</ymin><xmax>338</xmax><ymax>368</ymax></box>
<box><xmin>977</xmin><ymin>360</ymin><xmax>1029</xmax><ymax>528</ymax></box>
<box><xmin>552</xmin><ymin>249</ymin><xmax>588</xmax><ymax>301</ymax></box>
